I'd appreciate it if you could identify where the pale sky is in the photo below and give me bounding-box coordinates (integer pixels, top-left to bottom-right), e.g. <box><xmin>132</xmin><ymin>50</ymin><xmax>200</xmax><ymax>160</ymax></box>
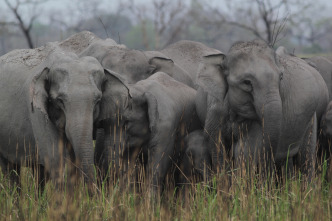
<box><xmin>1</xmin><ymin>0</ymin><xmax>332</xmax><ymax>24</ymax></box>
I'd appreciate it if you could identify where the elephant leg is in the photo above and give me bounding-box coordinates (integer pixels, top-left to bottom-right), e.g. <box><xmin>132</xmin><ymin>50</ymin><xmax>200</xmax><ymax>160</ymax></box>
<box><xmin>32</xmin><ymin>164</ymin><xmax>48</xmax><ymax>194</ymax></box>
<box><xmin>183</xmin><ymin>131</ymin><xmax>211</xmax><ymax>183</ymax></box>
<box><xmin>296</xmin><ymin>113</ymin><xmax>317</xmax><ymax>182</ymax></box>
<box><xmin>94</xmin><ymin>128</ymin><xmax>107</xmax><ymax>180</ymax></box>
<box><xmin>147</xmin><ymin>135</ymin><xmax>174</xmax><ymax>196</ymax></box>
<box><xmin>0</xmin><ymin>155</ymin><xmax>21</xmax><ymax>190</ymax></box>
<box><xmin>0</xmin><ymin>155</ymin><xmax>6</xmax><ymax>175</ymax></box>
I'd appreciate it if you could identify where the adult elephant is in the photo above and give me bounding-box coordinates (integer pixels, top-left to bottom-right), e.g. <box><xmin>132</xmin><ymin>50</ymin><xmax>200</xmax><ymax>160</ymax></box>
<box><xmin>95</xmin><ymin>71</ymin><xmax>200</xmax><ymax>192</ymax></box>
<box><xmin>160</xmin><ymin>40</ymin><xmax>227</xmax><ymax>174</ymax></box>
<box><xmin>191</xmin><ymin>40</ymin><xmax>328</xmax><ymax>180</ymax></box>
<box><xmin>303</xmin><ymin>56</ymin><xmax>332</xmax><ymax>164</ymax></box>
<box><xmin>220</xmin><ymin>41</ymin><xmax>327</xmax><ymax>176</ymax></box>
<box><xmin>0</xmin><ymin>43</ymin><xmax>106</xmax><ymax>190</ymax></box>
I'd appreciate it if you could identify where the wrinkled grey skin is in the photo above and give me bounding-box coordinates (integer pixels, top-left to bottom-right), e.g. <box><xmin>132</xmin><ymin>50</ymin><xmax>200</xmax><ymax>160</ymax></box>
<box><xmin>79</xmin><ymin>40</ymin><xmax>155</xmax><ymax>84</ymax></box>
<box><xmin>59</xmin><ymin>31</ymin><xmax>195</xmax><ymax>89</ymax></box>
<box><xmin>321</xmin><ymin>102</ymin><xmax>332</xmax><ymax>137</ymax></box>
<box><xmin>302</xmin><ymin>56</ymin><xmax>332</xmax><ymax>162</ymax></box>
<box><xmin>78</xmin><ymin>32</ymin><xmax>195</xmax><ymax>88</ymax></box>
<box><xmin>0</xmin><ymin>43</ymin><xmax>105</xmax><ymax>188</ymax></box>
<box><xmin>161</xmin><ymin>40</ymin><xmax>223</xmax><ymax>88</ymax></box>
<box><xmin>222</xmin><ymin>42</ymin><xmax>328</xmax><ymax>176</ymax></box>
<box><xmin>190</xmin><ymin>40</ymin><xmax>328</xmax><ymax>180</ymax></box>
<box><xmin>59</xmin><ymin>31</ymin><xmax>153</xmax><ymax>84</ymax></box>
<box><xmin>161</xmin><ymin>40</ymin><xmax>227</xmax><ymax>174</ymax></box>
<box><xmin>146</xmin><ymin>50</ymin><xmax>195</xmax><ymax>89</ymax></box>
<box><xmin>303</xmin><ymin>56</ymin><xmax>332</xmax><ymax>99</ymax></box>
<box><xmin>181</xmin><ymin>130</ymin><xmax>210</xmax><ymax>182</ymax></box>
<box><xmin>95</xmin><ymin>71</ymin><xmax>200</xmax><ymax>192</ymax></box>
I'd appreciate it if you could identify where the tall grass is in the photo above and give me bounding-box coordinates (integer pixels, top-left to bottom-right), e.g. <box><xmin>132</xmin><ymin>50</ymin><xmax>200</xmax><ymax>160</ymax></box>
<box><xmin>0</xmin><ymin>157</ymin><xmax>331</xmax><ymax>220</ymax></box>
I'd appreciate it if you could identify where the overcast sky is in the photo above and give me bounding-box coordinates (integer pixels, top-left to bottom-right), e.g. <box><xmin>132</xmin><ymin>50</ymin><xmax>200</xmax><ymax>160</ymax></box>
<box><xmin>1</xmin><ymin>0</ymin><xmax>332</xmax><ymax>24</ymax></box>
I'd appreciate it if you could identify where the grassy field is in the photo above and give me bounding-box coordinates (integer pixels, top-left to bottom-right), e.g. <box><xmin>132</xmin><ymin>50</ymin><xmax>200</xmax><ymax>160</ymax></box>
<box><xmin>0</xmin><ymin>159</ymin><xmax>331</xmax><ymax>221</ymax></box>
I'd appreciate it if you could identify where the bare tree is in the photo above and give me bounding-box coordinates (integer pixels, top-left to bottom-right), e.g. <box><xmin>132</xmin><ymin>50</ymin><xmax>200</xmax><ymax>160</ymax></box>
<box><xmin>4</xmin><ymin>0</ymin><xmax>46</xmax><ymax>49</ymax></box>
<box><xmin>289</xmin><ymin>3</ymin><xmax>332</xmax><ymax>52</ymax></box>
<box><xmin>205</xmin><ymin>0</ymin><xmax>312</xmax><ymax>45</ymax></box>
<box><xmin>121</xmin><ymin>0</ymin><xmax>188</xmax><ymax>49</ymax></box>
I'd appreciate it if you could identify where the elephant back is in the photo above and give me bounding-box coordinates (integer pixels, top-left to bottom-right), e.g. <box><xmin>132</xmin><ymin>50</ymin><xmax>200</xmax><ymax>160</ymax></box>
<box><xmin>303</xmin><ymin>56</ymin><xmax>332</xmax><ymax>100</ymax></box>
<box><xmin>161</xmin><ymin>40</ymin><xmax>223</xmax><ymax>84</ymax></box>
<box><xmin>0</xmin><ymin>43</ymin><xmax>57</xmax><ymax>70</ymax></box>
<box><xmin>58</xmin><ymin>31</ymin><xmax>99</xmax><ymax>55</ymax></box>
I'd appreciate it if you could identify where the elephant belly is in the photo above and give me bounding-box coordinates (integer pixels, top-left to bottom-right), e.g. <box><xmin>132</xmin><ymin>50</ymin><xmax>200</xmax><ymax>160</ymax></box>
<box><xmin>0</xmin><ymin>133</ymin><xmax>37</xmax><ymax>165</ymax></box>
<box><xmin>0</xmin><ymin>109</ymin><xmax>37</xmax><ymax>165</ymax></box>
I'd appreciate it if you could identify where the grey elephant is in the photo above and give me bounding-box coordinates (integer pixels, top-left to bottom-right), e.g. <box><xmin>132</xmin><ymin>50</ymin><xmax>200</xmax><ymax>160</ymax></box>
<box><xmin>0</xmin><ymin>43</ymin><xmax>106</xmax><ymax>190</ymax></box>
<box><xmin>95</xmin><ymin>71</ymin><xmax>200</xmax><ymax>192</ymax></box>
<box><xmin>160</xmin><ymin>40</ymin><xmax>227</xmax><ymax>174</ymax></box>
<box><xmin>223</xmin><ymin>41</ymin><xmax>327</xmax><ymax>176</ymax></box>
<box><xmin>160</xmin><ymin>40</ymin><xmax>224</xmax><ymax>88</ymax></box>
<box><xmin>321</xmin><ymin>101</ymin><xmax>332</xmax><ymax>138</ymax></box>
<box><xmin>302</xmin><ymin>56</ymin><xmax>332</xmax><ymax>163</ymax></box>
<box><xmin>181</xmin><ymin>130</ymin><xmax>211</xmax><ymax>183</ymax></box>
<box><xmin>303</xmin><ymin>56</ymin><xmax>332</xmax><ymax>99</ymax></box>
<box><xmin>59</xmin><ymin>31</ymin><xmax>195</xmax><ymax>88</ymax></box>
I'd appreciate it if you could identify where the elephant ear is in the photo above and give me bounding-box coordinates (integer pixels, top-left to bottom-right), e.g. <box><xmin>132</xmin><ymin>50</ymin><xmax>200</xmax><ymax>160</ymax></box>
<box><xmin>29</xmin><ymin>67</ymin><xmax>62</xmax><ymax>165</ymax></box>
<box><xmin>100</xmin><ymin>69</ymin><xmax>132</xmax><ymax>121</ymax></box>
<box><xmin>148</xmin><ymin>56</ymin><xmax>174</xmax><ymax>74</ymax></box>
<box><xmin>196</xmin><ymin>53</ymin><xmax>227</xmax><ymax>102</ymax></box>
<box><xmin>144</xmin><ymin>51</ymin><xmax>173</xmax><ymax>74</ymax></box>
<box><xmin>142</xmin><ymin>92</ymin><xmax>159</xmax><ymax>138</ymax></box>
<box><xmin>30</xmin><ymin>67</ymin><xmax>50</xmax><ymax>117</ymax></box>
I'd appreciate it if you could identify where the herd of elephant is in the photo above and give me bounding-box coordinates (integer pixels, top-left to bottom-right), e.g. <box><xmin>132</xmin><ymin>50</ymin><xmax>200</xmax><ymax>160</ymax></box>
<box><xmin>1</xmin><ymin>31</ymin><xmax>332</xmax><ymax>194</ymax></box>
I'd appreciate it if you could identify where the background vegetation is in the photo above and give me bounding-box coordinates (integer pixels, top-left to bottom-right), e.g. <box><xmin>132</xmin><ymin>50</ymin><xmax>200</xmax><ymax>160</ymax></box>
<box><xmin>0</xmin><ymin>159</ymin><xmax>331</xmax><ymax>220</ymax></box>
<box><xmin>1</xmin><ymin>0</ymin><xmax>332</xmax><ymax>55</ymax></box>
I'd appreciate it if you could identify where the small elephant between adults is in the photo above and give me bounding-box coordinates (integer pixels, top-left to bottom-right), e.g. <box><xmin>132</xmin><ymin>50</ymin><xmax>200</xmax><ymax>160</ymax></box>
<box><xmin>95</xmin><ymin>71</ymin><xmax>200</xmax><ymax>192</ymax></box>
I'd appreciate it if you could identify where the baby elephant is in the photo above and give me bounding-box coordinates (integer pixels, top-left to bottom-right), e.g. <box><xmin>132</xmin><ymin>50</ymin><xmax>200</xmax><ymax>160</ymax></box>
<box><xmin>95</xmin><ymin>71</ymin><xmax>200</xmax><ymax>193</ymax></box>
<box><xmin>180</xmin><ymin>130</ymin><xmax>211</xmax><ymax>184</ymax></box>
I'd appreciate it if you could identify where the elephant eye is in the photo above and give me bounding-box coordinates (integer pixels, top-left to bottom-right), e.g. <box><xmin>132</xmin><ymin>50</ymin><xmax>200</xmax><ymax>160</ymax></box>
<box><xmin>243</xmin><ymin>80</ymin><xmax>251</xmax><ymax>85</ymax></box>
<box><xmin>241</xmin><ymin>79</ymin><xmax>253</xmax><ymax>92</ymax></box>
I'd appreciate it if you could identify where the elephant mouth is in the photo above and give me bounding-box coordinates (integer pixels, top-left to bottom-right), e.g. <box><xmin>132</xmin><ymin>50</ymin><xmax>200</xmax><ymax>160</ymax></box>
<box><xmin>232</xmin><ymin>109</ymin><xmax>258</xmax><ymax>123</ymax></box>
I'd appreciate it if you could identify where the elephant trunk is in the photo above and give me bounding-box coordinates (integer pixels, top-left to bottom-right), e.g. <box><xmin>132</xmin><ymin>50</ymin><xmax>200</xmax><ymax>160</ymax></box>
<box><xmin>258</xmin><ymin>96</ymin><xmax>283</xmax><ymax>165</ymax></box>
<box><xmin>205</xmin><ymin>101</ymin><xmax>225</xmax><ymax>172</ymax></box>
<box><xmin>65</xmin><ymin>111</ymin><xmax>95</xmax><ymax>183</ymax></box>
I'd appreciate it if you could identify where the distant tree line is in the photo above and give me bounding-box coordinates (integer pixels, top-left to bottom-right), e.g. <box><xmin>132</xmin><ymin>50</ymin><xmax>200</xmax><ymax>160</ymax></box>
<box><xmin>1</xmin><ymin>0</ymin><xmax>332</xmax><ymax>55</ymax></box>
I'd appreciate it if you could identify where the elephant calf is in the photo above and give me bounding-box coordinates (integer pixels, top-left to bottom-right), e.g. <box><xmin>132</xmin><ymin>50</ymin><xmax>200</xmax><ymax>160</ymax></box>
<box><xmin>95</xmin><ymin>71</ymin><xmax>200</xmax><ymax>192</ymax></box>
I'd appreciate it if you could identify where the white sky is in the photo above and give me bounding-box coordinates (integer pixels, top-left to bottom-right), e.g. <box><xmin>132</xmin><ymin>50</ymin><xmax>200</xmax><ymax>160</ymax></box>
<box><xmin>1</xmin><ymin>0</ymin><xmax>332</xmax><ymax>24</ymax></box>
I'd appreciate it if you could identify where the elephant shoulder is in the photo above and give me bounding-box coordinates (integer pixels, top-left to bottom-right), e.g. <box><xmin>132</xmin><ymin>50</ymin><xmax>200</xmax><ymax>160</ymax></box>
<box><xmin>58</xmin><ymin>31</ymin><xmax>100</xmax><ymax>54</ymax></box>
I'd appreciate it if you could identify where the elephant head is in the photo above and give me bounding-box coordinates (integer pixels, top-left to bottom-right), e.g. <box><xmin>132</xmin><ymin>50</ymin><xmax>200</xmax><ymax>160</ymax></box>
<box><xmin>30</xmin><ymin>51</ymin><xmax>105</xmax><ymax>183</ymax></box>
<box><xmin>223</xmin><ymin>40</ymin><xmax>283</xmax><ymax>163</ymax></box>
<box><xmin>95</xmin><ymin>69</ymin><xmax>156</xmax><ymax>177</ymax></box>
<box><xmin>79</xmin><ymin>40</ymin><xmax>156</xmax><ymax>84</ymax></box>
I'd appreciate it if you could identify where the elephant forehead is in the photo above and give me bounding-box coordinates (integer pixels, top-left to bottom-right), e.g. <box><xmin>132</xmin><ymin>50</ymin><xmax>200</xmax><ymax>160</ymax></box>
<box><xmin>229</xmin><ymin>55</ymin><xmax>278</xmax><ymax>78</ymax></box>
<box><xmin>53</xmin><ymin>61</ymin><xmax>104</xmax><ymax>77</ymax></box>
